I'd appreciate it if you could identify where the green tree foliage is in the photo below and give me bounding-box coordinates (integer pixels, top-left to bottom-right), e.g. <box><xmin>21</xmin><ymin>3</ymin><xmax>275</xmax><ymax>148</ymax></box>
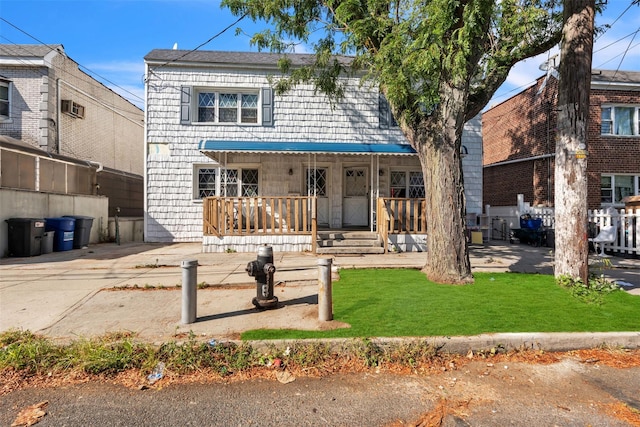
<box><xmin>223</xmin><ymin>0</ymin><xmax>563</xmax><ymax>283</ymax></box>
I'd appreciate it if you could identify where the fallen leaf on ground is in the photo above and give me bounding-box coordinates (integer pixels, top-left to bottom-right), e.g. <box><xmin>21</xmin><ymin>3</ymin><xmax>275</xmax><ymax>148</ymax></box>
<box><xmin>276</xmin><ymin>370</ymin><xmax>296</xmax><ymax>384</ymax></box>
<box><xmin>11</xmin><ymin>401</ymin><xmax>48</xmax><ymax>427</ymax></box>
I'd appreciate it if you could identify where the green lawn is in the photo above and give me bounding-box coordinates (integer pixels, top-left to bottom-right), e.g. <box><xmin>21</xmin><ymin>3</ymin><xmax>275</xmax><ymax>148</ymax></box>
<box><xmin>241</xmin><ymin>270</ymin><xmax>640</xmax><ymax>340</ymax></box>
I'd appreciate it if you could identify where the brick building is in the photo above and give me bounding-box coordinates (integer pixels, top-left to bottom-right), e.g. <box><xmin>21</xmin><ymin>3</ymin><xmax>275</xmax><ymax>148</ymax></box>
<box><xmin>483</xmin><ymin>69</ymin><xmax>640</xmax><ymax>210</ymax></box>
<box><xmin>0</xmin><ymin>44</ymin><xmax>144</xmax><ymax>216</ymax></box>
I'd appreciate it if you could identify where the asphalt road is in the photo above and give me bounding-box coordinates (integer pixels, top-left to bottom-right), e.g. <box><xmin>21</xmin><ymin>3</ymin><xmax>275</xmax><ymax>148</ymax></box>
<box><xmin>3</xmin><ymin>357</ymin><xmax>640</xmax><ymax>426</ymax></box>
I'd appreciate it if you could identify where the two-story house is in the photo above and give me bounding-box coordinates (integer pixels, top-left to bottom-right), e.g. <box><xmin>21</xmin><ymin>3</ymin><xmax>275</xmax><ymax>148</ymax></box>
<box><xmin>483</xmin><ymin>69</ymin><xmax>640</xmax><ymax>210</ymax></box>
<box><xmin>0</xmin><ymin>44</ymin><xmax>145</xmax><ymax>255</ymax></box>
<box><xmin>144</xmin><ymin>49</ymin><xmax>484</xmax><ymax>253</ymax></box>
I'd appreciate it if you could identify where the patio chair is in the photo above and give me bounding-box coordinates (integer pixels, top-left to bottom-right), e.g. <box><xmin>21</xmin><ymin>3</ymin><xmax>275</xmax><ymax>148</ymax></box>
<box><xmin>589</xmin><ymin>225</ymin><xmax>617</xmax><ymax>257</ymax></box>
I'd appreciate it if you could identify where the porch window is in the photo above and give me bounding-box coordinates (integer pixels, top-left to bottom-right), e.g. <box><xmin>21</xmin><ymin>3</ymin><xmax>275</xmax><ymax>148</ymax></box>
<box><xmin>0</xmin><ymin>80</ymin><xmax>10</xmax><ymax>121</ymax></box>
<box><xmin>601</xmin><ymin>174</ymin><xmax>639</xmax><ymax>205</ymax></box>
<box><xmin>408</xmin><ymin>171</ymin><xmax>425</xmax><ymax>198</ymax></box>
<box><xmin>221</xmin><ymin>168</ymin><xmax>260</xmax><ymax>197</ymax></box>
<box><xmin>601</xmin><ymin>105</ymin><xmax>639</xmax><ymax>136</ymax></box>
<box><xmin>241</xmin><ymin>169</ymin><xmax>259</xmax><ymax>196</ymax></box>
<box><xmin>306</xmin><ymin>168</ymin><xmax>327</xmax><ymax>196</ymax></box>
<box><xmin>390</xmin><ymin>171</ymin><xmax>407</xmax><ymax>197</ymax></box>
<box><xmin>390</xmin><ymin>171</ymin><xmax>425</xmax><ymax>198</ymax></box>
<box><xmin>197</xmin><ymin>168</ymin><xmax>217</xmax><ymax>198</ymax></box>
<box><xmin>195</xmin><ymin>167</ymin><xmax>259</xmax><ymax>199</ymax></box>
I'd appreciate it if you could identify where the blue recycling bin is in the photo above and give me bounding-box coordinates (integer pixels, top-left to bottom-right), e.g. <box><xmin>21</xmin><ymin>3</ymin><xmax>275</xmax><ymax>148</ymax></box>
<box><xmin>45</xmin><ymin>217</ymin><xmax>76</xmax><ymax>251</ymax></box>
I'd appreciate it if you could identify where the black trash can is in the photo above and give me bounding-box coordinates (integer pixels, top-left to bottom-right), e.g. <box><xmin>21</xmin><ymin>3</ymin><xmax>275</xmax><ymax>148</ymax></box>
<box><xmin>6</xmin><ymin>218</ymin><xmax>46</xmax><ymax>257</ymax></box>
<box><xmin>64</xmin><ymin>215</ymin><xmax>94</xmax><ymax>249</ymax></box>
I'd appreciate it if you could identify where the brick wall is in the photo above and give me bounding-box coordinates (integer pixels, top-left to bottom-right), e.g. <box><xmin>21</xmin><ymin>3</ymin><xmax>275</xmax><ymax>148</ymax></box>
<box><xmin>52</xmin><ymin>54</ymin><xmax>144</xmax><ymax>175</ymax></box>
<box><xmin>483</xmin><ymin>75</ymin><xmax>640</xmax><ymax>209</ymax></box>
<box><xmin>1</xmin><ymin>51</ymin><xmax>144</xmax><ymax>176</ymax></box>
<box><xmin>0</xmin><ymin>67</ymin><xmax>47</xmax><ymax>147</ymax></box>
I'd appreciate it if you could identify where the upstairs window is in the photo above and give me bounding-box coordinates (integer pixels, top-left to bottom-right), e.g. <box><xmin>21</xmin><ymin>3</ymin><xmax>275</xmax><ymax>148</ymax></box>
<box><xmin>181</xmin><ymin>86</ymin><xmax>270</xmax><ymax>126</ymax></box>
<box><xmin>0</xmin><ymin>80</ymin><xmax>10</xmax><ymax>121</ymax></box>
<box><xmin>61</xmin><ymin>100</ymin><xmax>85</xmax><ymax>119</ymax></box>
<box><xmin>601</xmin><ymin>105</ymin><xmax>639</xmax><ymax>136</ymax></box>
<box><xmin>379</xmin><ymin>94</ymin><xmax>398</xmax><ymax>129</ymax></box>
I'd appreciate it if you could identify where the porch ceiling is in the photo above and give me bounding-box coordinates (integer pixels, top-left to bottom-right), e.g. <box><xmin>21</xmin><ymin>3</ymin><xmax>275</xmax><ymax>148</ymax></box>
<box><xmin>198</xmin><ymin>140</ymin><xmax>417</xmax><ymax>159</ymax></box>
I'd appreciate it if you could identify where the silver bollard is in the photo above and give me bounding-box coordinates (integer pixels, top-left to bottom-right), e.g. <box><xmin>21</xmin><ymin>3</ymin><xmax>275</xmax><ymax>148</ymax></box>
<box><xmin>318</xmin><ymin>258</ymin><xmax>333</xmax><ymax>321</ymax></box>
<box><xmin>181</xmin><ymin>259</ymin><xmax>198</xmax><ymax>324</ymax></box>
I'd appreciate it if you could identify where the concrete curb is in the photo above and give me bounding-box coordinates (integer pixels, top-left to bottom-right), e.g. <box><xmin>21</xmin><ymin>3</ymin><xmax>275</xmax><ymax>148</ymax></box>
<box><xmin>246</xmin><ymin>332</ymin><xmax>640</xmax><ymax>353</ymax></box>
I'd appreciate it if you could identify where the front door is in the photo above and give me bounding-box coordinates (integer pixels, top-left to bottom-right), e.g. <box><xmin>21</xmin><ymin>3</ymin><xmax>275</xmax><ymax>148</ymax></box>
<box><xmin>343</xmin><ymin>167</ymin><xmax>368</xmax><ymax>227</ymax></box>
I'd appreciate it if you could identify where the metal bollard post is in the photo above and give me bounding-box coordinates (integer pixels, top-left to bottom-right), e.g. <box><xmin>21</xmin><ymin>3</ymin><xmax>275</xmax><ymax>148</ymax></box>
<box><xmin>181</xmin><ymin>259</ymin><xmax>198</xmax><ymax>324</ymax></box>
<box><xmin>318</xmin><ymin>258</ymin><xmax>333</xmax><ymax>321</ymax></box>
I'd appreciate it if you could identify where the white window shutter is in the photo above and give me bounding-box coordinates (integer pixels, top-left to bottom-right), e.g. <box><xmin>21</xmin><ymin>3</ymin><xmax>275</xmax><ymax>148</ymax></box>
<box><xmin>180</xmin><ymin>86</ymin><xmax>191</xmax><ymax>124</ymax></box>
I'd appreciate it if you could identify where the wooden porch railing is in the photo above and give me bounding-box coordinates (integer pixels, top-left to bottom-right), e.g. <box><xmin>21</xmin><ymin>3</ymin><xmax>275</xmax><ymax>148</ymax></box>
<box><xmin>377</xmin><ymin>197</ymin><xmax>427</xmax><ymax>252</ymax></box>
<box><xmin>203</xmin><ymin>195</ymin><xmax>317</xmax><ymax>238</ymax></box>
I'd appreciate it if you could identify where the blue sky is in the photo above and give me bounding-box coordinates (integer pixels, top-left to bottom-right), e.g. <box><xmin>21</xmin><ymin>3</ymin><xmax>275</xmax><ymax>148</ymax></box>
<box><xmin>1</xmin><ymin>0</ymin><xmax>638</xmax><ymax>110</ymax></box>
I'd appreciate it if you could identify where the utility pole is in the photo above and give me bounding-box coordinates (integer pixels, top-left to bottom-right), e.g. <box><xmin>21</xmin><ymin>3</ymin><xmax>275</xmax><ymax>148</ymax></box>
<box><xmin>554</xmin><ymin>0</ymin><xmax>595</xmax><ymax>284</ymax></box>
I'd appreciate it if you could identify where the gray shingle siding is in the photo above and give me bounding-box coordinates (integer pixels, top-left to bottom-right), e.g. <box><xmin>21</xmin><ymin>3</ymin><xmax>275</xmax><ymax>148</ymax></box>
<box><xmin>144</xmin><ymin>50</ymin><xmax>483</xmax><ymax>243</ymax></box>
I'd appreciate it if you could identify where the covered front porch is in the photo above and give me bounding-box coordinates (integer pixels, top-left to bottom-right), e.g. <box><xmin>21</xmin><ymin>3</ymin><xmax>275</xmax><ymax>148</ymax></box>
<box><xmin>198</xmin><ymin>140</ymin><xmax>428</xmax><ymax>253</ymax></box>
<box><xmin>202</xmin><ymin>195</ymin><xmax>427</xmax><ymax>253</ymax></box>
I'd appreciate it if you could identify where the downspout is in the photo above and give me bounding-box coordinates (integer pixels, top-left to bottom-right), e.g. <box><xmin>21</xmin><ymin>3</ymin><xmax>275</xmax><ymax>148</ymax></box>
<box><xmin>56</xmin><ymin>78</ymin><xmax>61</xmax><ymax>153</ymax></box>
<box><xmin>87</xmin><ymin>160</ymin><xmax>103</xmax><ymax>196</ymax></box>
<box><xmin>87</xmin><ymin>160</ymin><xmax>103</xmax><ymax>172</ymax></box>
<box><xmin>143</xmin><ymin>62</ymin><xmax>149</xmax><ymax>242</ymax></box>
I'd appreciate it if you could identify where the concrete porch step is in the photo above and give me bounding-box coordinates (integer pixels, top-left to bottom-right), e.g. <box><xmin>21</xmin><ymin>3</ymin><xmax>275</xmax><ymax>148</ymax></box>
<box><xmin>318</xmin><ymin>239</ymin><xmax>382</xmax><ymax>247</ymax></box>
<box><xmin>316</xmin><ymin>246</ymin><xmax>386</xmax><ymax>255</ymax></box>
<box><xmin>316</xmin><ymin>230</ymin><xmax>384</xmax><ymax>254</ymax></box>
<box><xmin>317</xmin><ymin>231</ymin><xmax>379</xmax><ymax>240</ymax></box>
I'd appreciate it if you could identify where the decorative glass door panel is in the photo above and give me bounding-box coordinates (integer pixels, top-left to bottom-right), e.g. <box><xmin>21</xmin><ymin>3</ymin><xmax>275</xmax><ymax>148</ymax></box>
<box><xmin>343</xmin><ymin>167</ymin><xmax>368</xmax><ymax>226</ymax></box>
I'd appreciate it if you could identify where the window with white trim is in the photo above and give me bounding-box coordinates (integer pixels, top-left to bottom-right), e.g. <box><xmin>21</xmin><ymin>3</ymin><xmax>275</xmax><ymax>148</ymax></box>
<box><xmin>197</xmin><ymin>167</ymin><xmax>217</xmax><ymax>198</ymax></box>
<box><xmin>196</xmin><ymin>90</ymin><xmax>258</xmax><ymax>124</ymax></box>
<box><xmin>61</xmin><ymin>99</ymin><xmax>85</xmax><ymax>119</ymax></box>
<box><xmin>0</xmin><ymin>80</ymin><xmax>10</xmax><ymax>121</ymax></box>
<box><xmin>390</xmin><ymin>170</ymin><xmax>425</xmax><ymax>198</ymax></box>
<box><xmin>601</xmin><ymin>174</ymin><xmax>639</xmax><ymax>205</ymax></box>
<box><xmin>181</xmin><ymin>87</ymin><xmax>272</xmax><ymax>126</ymax></box>
<box><xmin>601</xmin><ymin>105</ymin><xmax>640</xmax><ymax>136</ymax></box>
<box><xmin>195</xmin><ymin>166</ymin><xmax>259</xmax><ymax>199</ymax></box>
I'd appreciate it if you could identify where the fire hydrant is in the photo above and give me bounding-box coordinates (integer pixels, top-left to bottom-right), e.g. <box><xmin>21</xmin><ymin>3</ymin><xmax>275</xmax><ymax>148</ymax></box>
<box><xmin>246</xmin><ymin>245</ymin><xmax>278</xmax><ymax>309</ymax></box>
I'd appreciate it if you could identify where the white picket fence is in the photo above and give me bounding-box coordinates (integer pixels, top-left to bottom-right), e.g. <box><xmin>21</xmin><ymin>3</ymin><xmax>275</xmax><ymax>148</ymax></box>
<box><xmin>587</xmin><ymin>208</ymin><xmax>640</xmax><ymax>256</ymax></box>
<box><xmin>488</xmin><ymin>206</ymin><xmax>639</xmax><ymax>256</ymax></box>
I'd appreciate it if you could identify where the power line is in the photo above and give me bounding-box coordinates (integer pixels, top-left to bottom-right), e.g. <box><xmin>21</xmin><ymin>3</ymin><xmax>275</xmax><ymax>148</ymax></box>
<box><xmin>595</xmin><ymin>0</ymin><xmax>637</xmax><ymax>41</ymax></box>
<box><xmin>0</xmin><ymin>36</ymin><xmax>143</xmax><ymax>119</ymax></box>
<box><xmin>0</xmin><ymin>17</ymin><xmax>144</xmax><ymax>105</ymax></box>
<box><xmin>148</xmin><ymin>12</ymin><xmax>248</xmax><ymax>73</ymax></box>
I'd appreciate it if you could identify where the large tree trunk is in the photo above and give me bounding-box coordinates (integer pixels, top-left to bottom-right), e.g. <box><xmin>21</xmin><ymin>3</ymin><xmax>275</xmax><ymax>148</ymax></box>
<box><xmin>554</xmin><ymin>0</ymin><xmax>594</xmax><ymax>283</ymax></box>
<box><xmin>411</xmin><ymin>82</ymin><xmax>473</xmax><ymax>285</ymax></box>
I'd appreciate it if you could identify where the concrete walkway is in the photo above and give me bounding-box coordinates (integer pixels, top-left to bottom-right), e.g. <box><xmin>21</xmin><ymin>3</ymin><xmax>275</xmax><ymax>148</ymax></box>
<box><xmin>1</xmin><ymin>241</ymin><xmax>638</xmax><ymax>348</ymax></box>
